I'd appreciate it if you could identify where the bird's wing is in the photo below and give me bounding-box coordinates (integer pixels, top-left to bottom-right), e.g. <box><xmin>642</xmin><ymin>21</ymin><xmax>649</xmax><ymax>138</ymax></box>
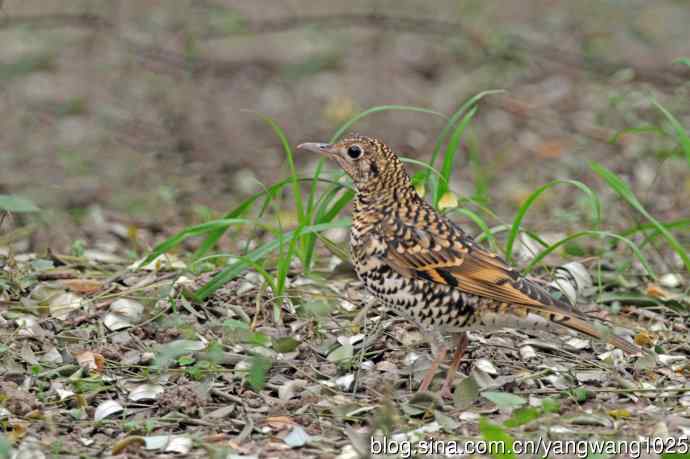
<box><xmin>380</xmin><ymin>214</ymin><xmax>569</xmax><ymax>311</ymax></box>
<box><xmin>378</xmin><ymin>213</ymin><xmax>641</xmax><ymax>354</ymax></box>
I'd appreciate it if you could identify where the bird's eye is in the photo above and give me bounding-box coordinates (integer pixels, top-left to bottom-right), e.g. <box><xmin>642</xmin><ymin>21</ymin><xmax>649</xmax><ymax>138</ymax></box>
<box><xmin>347</xmin><ymin>145</ymin><xmax>362</xmax><ymax>159</ymax></box>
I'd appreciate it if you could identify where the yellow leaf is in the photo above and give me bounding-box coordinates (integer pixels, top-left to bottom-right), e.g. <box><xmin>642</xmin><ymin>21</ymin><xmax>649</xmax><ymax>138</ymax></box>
<box><xmin>61</xmin><ymin>278</ymin><xmax>103</xmax><ymax>294</ymax></box>
<box><xmin>414</xmin><ymin>182</ymin><xmax>426</xmax><ymax>198</ymax></box>
<box><xmin>646</xmin><ymin>283</ymin><xmax>670</xmax><ymax>300</ymax></box>
<box><xmin>7</xmin><ymin>420</ymin><xmax>28</xmax><ymax>443</ymax></box>
<box><xmin>112</xmin><ymin>436</ymin><xmax>146</xmax><ymax>455</ymax></box>
<box><xmin>607</xmin><ymin>408</ymin><xmax>631</xmax><ymax>419</ymax></box>
<box><xmin>127</xmin><ymin>225</ymin><xmax>139</xmax><ymax>241</ymax></box>
<box><xmin>276</xmin><ymin>210</ymin><xmax>300</xmax><ymax>228</ymax></box>
<box><xmin>438</xmin><ymin>191</ymin><xmax>458</xmax><ymax>210</ymax></box>
<box><xmin>76</xmin><ymin>350</ymin><xmax>105</xmax><ymax>373</ymax></box>
<box><xmin>634</xmin><ymin>330</ymin><xmax>655</xmax><ymax>347</ymax></box>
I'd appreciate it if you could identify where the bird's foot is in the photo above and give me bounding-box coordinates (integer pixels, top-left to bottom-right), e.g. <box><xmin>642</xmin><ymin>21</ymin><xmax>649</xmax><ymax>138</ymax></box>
<box><xmin>418</xmin><ymin>345</ymin><xmax>448</xmax><ymax>393</ymax></box>
<box><xmin>439</xmin><ymin>384</ymin><xmax>454</xmax><ymax>400</ymax></box>
<box><xmin>439</xmin><ymin>332</ymin><xmax>469</xmax><ymax>400</ymax></box>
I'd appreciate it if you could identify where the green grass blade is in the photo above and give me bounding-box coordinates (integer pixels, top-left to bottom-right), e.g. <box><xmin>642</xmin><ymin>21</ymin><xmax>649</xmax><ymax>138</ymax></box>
<box><xmin>303</xmin><ymin>182</ymin><xmax>355</xmax><ymax>269</ymax></box>
<box><xmin>504</xmin><ymin>180</ymin><xmax>601</xmax><ymax>264</ymax></box>
<box><xmin>621</xmin><ymin>217</ymin><xmax>690</xmax><ymax>238</ymax></box>
<box><xmin>306</xmin><ymin>159</ymin><xmax>325</xmax><ymax>224</ymax></box>
<box><xmin>458</xmin><ymin>196</ymin><xmax>501</xmax><ymax>221</ymax></box>
<box><xmin>636</xmin><ymin>219</ymin><xmax>690</xmax><ymax>250</ymax></box>
<box><xmin>194</xmin><ymin>241</ymin><xmax>281</xmax><ymax>302</ymax></box>
<box><xmin>434</xmin><ymin>106</ymin><xmax>477</xmax><ymax>207</ymax></box>
<box><xmin>523</xmin><ymin>230</ymin><xmax>655</xmax><ymax>276</ymax></box>
<box><xmin>330</xmin><ymin>105</ymin><xmax>446</xmax><ymax>143</ymax></box>
<box><xmin>250</xmin><ymin>112</ymin><xmax>305</xmax><ymax>223</ymax></box>
<box><xmin>474</xmin><ymin>224</ymin><xmax>511</xmax><ymax>244</ymax></box>
<box><xmin>140</xmin><ymin>218</ymin><xmax>252</xmax><ymax>267</ymax></box>
<box><xmin>590</xmin><ymin>161</ymin><xmax>689</xmax><ymax>273</ymax></box>
<box><xmin>425</xmin><ymin>89</ymin><xmax>505</xmax><ymax>195</ymax></box>
<box><xmin>608</xmin><ymin>125</ymin><xmax>664</xmax><ymax>144</ymax></box>
<box><xmin>467</xmin><ymin>135</ymin><xmax>490</xmax><ymax>205</ymax></box>
<box><xmin>193</xmin><ymin>219</ymin><xmax>352</xmax><ymax>300</ymax></box>
<box><xmin>652</xmin><ymin>100</ymin><xmax>690</xmax><ymax>169</ymax></box>
<box><xmin>322</xmin><ymin>188</ymin><xmax>355</xmax><ymax>223</ymax></box>
<box><xmin>233</xmin><ymin>255</ymin><xmax>276</xmax><ymax>293</ymax></box>
<box><xmin>191</xmin><ymin>176</ymin><xmax>344</xmax><ymax>260</ymax></box>
<box><xmin>275</xmin><ymin>226</ymin><xmax>300</xmax><ymax>297</ymax></box>
<box><xmin>449</xmin><ymin>207</ymin><xmax>498</xmax><ymax>252</ymax></box>
<box><xmin>301</xmin><ymin>160</ymin><xmax>326</xmax><ymax>272</ymax></box>
<box><xmin>315</xmin><ymin>232</ymin><xmax>350</xmax><ymax>262</ymax></box>
<box><xmin>0</xmin><ymin>194</ymin><xmax>39</xmax><ymax>213</ymax></box>
<box><xmin>399</xmin><ymin>157</ymin><xmax>445</xmax><ymax>181</ymax></box>
<box><xmin>192</xmin><ymin>177</ymin><xmax>292</xmax><ymax>259</ymax></box>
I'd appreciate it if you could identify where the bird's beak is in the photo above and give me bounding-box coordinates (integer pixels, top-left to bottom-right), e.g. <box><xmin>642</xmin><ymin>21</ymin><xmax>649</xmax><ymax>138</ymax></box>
<box><xmin>297</xmin><ymin>142</ymin><xmax>337</xmax><ymax>157</ymax></box>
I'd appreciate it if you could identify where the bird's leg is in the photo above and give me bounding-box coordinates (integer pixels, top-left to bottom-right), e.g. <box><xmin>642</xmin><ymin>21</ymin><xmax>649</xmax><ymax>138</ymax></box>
<box><xmin>440</xmin><ymin>332</ymin><xmax>469</xmax><ymax>399</ymax></box>
<box><xmin>417</xmin><ymin>344</ymin><xmax>448</xmax><ymax>393</ymax></box>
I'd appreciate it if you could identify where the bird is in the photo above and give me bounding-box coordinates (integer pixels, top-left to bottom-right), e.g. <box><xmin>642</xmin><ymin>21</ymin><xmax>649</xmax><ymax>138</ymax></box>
<box><xmin>298</xmin><ymin>134</ymin><xmax>641</xmax><ymax>397</ymax></box>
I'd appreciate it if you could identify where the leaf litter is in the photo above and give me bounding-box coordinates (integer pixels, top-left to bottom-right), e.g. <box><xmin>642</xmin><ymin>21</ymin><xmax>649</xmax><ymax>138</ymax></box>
<box><xmin>1</xmin><ymin>244</ymin><xmax>690</xmax><ymax>457</ymax></box>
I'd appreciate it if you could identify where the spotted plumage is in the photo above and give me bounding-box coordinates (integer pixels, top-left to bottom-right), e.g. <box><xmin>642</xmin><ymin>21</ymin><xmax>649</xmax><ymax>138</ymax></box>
<box><xmin>298</xmin><ymin>134</ymin><xmax>640</xmax><ymax>367</ymax></box>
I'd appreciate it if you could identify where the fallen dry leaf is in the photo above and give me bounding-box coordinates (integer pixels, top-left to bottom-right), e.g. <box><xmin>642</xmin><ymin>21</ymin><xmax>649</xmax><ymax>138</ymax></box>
<box><xmin>634</xmin><ymin>330</ymin><xmax>656</xmax><ymax>347</ymax></box>
<box><xmin>60</xmin><ymin>278</ymin><xmax>103</xmax><ymax>294</ymax></box>
<box><xmin>262</xmin><ymin>416</ymin><xmax>297</xmax><ymax>431</ymax></box>
<box><xmin>646</xmin><ymin>283</ymin><xmax>671</xmax><ymax>300</ymax></box>
<box><xmin>76</xmin><ymin>350</ymin><xmax>105</xmax><ymax>372</ymax></box>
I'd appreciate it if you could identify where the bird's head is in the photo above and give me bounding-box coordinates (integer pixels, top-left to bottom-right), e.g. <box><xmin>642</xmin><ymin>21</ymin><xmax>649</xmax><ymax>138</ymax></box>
<box><xmin>298</xmin><ymin>134</ymin><xmax>409</xmax><ymax>190</ymax></box>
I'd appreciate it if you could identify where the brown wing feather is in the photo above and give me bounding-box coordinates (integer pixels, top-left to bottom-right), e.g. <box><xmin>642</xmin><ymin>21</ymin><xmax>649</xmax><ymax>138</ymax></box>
<box><xmin>383</xmin><ymin>218</ymin><xmax>564</xmax><ymax>310</ymax></box>
<box><xmin>381</xmin><ymin>216</ymin><xmax>641</xmax><ymax>354</ymax></box>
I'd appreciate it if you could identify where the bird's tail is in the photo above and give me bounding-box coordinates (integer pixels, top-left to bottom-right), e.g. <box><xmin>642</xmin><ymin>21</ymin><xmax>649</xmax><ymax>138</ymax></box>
<box><xmin>475</xmin><ymin>301</ymin><xmax>641</xmax><ymax>355</ymax></box>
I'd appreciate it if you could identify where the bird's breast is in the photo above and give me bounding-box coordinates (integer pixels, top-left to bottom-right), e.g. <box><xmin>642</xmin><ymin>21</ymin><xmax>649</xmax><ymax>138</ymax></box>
<box><xmin>350</xmin><ymin>231</ymin><xmax>478</xmax><ymax>332</ymax></box>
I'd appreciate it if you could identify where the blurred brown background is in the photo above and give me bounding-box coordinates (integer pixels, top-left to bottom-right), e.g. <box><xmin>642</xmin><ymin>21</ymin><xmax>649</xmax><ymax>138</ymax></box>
<box><xmin>1</xmin><ymin>1</ymin><xmax>689</xmax><ymax>251</ymax></box>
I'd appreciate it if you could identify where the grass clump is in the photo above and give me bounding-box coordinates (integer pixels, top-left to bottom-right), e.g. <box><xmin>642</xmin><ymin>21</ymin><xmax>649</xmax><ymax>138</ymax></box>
<box><xmin>142</xmin><ymin>89</ymin><xmax>688</xmax><ymax>317</ymax></box>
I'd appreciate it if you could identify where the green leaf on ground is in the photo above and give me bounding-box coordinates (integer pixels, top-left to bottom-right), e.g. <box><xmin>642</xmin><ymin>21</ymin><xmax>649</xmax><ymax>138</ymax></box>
<box><xmin>224</xmin><ymin>319</ymin><xmax>250</xmax><ymax>330</ymax></box>
<box><xmin>673</xmin><ymin>57</ymin><xmax>690</xmax><ymax>68</ymax></box>
<box><xmin>453</xmin><ymin>376</ymin><xmax>481</xmax><ymax>409</ymax></box>
<box><xmin>479</xmin><ymin>418</ymin><xmax>517</xmax><ymax>459</ymax></box>
<box><xmin>482</xmin><ymin>391</ymin><xmax>527</xmax><ymax>410</ymax></box>
<box><xmin>273</xmin><ymin>336</ymin><xmax>300</xmax><ymax>353</ymax></box>
<box><xmin>248</xmin><ymin>354</ymin><xmax>272</xmax><ymax>391</ymax></box>
<box><xmin>153</xmin><ymin>340</ymin><xmax>206</xmax><ymax>370</ymax></box>
<box><xmin>0</xmin><ymin>194</ymin><xmax>39</xmax><ymax>212</ymax></box>
<box><xmin>0</xmin><ymin>435</ymin><xmax>9</xmax><ymax>459</ymax></box>
<box><xmin>569</xmin><ymin>387</ymin><xmax>591</xmax><ymax>403</ymax></box>
<box><xmin>503</xmin><ymin>406</ymin><xmax>542</xmax><ymax>427</ymax></box>
<box><xmin>541</xmin><ymin>397</ymin><xmax>561</xmax><ymax>414</ymax></box>
<box><xmin>327</xmin><ymin>344</ymin><xmax>353</xmax><ymax>363</ymax></box>
<box><xmin>662</xmin><ymin>454</ymin><xmax>690</xmax><ymax>459</ymax></box>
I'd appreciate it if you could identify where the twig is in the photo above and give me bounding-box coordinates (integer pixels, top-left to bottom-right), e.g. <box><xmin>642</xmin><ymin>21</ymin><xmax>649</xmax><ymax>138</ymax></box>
<box><xmin>210</xmin><ymin>388</ymin><xmax>245</xmax><ymax>404</ymax></box>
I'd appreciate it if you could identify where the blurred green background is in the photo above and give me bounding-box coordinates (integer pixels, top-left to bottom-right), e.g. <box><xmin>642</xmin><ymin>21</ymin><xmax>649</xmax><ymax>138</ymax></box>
<box><xmin>1</xmin><ymin>1</ymin><xmax>688</xmax><ymax>253</ymax></box>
